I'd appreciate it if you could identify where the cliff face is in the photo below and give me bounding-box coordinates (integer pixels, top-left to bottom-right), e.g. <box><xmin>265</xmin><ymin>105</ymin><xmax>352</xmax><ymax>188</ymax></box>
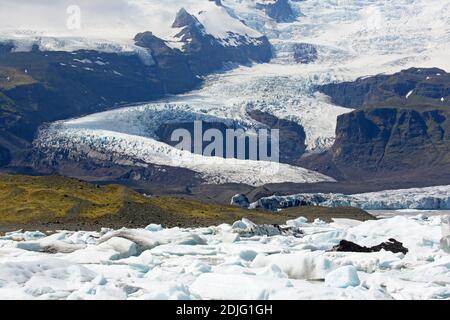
<box><xmin>0</xmin><ymin>49</ymin><xmax>169</xmax><ymax>144</ymax></box>
<box><xmin>318</xmin><ymin>67</ymin><xmax>450</xmax><ymax>110</ymax></box>
<box><xmin>330</xmin><ymin>107</ymin><xmax>450</xmax><ymax>179</ymax></box>
<box><xmin>248</xmin><ymin>110</ymin><xmax>306</xmax><ymax>164</ymax></box>
<box><xmin>256</xmin><ymin>0</ymin><xmax>297</xmax><ymax>23</ymax></box>
<box><xmin>302</xmin><ymin>68</ymin><xmax>450</xmax><ymax>184</ymax></box>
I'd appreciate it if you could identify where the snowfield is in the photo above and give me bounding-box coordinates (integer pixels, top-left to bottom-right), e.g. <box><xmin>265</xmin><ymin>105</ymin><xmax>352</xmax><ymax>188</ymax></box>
<box><xmin>0</xmin><ymin>215</ymin><xmax>449</xmax><ymax>300</ymax></box>
<box><xmin>0</xmin><ymin>0</ymin><xmax>264</xmax><ymax>52</ymax></box>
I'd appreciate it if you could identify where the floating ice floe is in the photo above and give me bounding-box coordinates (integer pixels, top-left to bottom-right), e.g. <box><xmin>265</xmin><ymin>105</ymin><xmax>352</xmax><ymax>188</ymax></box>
<box><xmin>0</xmin><ymin>214</ymin><xmax>449</xmax><ymax>300</ymax></box>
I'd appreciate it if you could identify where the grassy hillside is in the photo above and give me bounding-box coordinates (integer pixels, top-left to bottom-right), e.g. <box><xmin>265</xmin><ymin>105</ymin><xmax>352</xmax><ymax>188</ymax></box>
<box><xmin>0</xmin><ymin>174</ymin><xmax>141</xmax><ymax>224</ymax></box>
<box><xmin>0</xmin><ymin>174</ymin><xmax>374</xmax><ymax>231</ymax></box>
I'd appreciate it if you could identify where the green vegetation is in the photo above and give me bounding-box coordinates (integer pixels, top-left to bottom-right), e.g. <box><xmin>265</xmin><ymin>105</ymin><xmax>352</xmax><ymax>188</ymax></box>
<box><xmin>0</xmin><ymin>66</ymin><xmax>36</xmax><ymax>90</ymax></box>
<box><xmin>0</xmin><ymin>174</ymin><xmax>375</xmax><ymax>231</ymax></box>
<box><xmin>0</xmin><ymin>174</ymin><xmax>279</xmax><ymax>228</ymax></box>
<box><xmin>0</xmin><ymin>174</ymin><xmax>138</xmax><ymax>224</ymax></box>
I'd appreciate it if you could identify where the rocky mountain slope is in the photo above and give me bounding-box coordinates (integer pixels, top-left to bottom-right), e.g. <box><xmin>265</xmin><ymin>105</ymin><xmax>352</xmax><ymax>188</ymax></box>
<box><xmin>318</xmin><ymin>68</ymin><xmax>450</xmax><ymax>110</ymax></box>
<box><xmin>1</xmin><ymin>0</ymin><xmax>450</xmax><ymax>195</ymax></box>
<box><xmin>0</xmin><ymin>2</ymin><xmax>271</xmax><ymax>167</ymax></box>
<box><xmin>303</xmin><ymin>68</ymin><xmax>450</xmax><ymax>183</ymax></box>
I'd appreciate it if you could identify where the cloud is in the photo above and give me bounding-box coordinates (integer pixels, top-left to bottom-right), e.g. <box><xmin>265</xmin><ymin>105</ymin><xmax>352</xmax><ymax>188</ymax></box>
<box><xmin>0</xmin><ymin>0</ymin><xmax>229</xmax><ymax>41</ymax></box>
<box><xmin>0</xmin><ymin>0</ymin><xmax>149</xmax><ymax>39</ymax></box>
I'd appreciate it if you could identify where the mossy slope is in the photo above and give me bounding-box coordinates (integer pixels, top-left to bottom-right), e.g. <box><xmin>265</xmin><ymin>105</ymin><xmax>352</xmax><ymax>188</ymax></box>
<box><xmin>0</xmin><ymin>174</ymin><xmax>374</xmax><ymax>231</ymax></box>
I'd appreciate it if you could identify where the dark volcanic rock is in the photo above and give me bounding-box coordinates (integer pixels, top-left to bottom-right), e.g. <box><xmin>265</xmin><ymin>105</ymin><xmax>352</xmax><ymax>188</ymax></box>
<box><xmin>330</xmin><ymin>107</ymin><xmax>450</xmax><ymax>178</ymax></box>
<box><xmin>293</xmin><ymin>43</ymin><xmax>318</xmax><ymax>64</ymax></box>
<box><xmin>156</xmin><ymin>121</ymin><xmax>236</xmax><ymax>156</ymax></box>
<box><xmin>18</xmin><ymin>146</ymin><xmax>204</xmax><ymax>188</ymax></box>
<box><xmin>318</xmin><ymin>67</ymin><xmax>450</xmax><ymax>109</ymax></box>
<box><xmin>304</xmin><ymin>67</ymin><xmax>450</xmax><ymax>183</ymax></box>
<box><xmin>134</xmin><ymin>31</ymin><xmax>200</xmax><ymax>93</ymax></box>
<box><xmin>168</xmin><ymin>8</ymin><xmax>272</xmax><ymax>75</ymax></box>
<box><xmin>248</xmin><ymin>110</ymin><xmax>306</xmax><ymax>164</ymax></box>
<box><xmin>256</xmin><ymin>0</ymin><xmax>297</xmax><ymax>23</ymax></box>
<box><xmin>172</xmin><ymin>8</ymin><xmax>201</xmax><ymax>28</ymax></box>
<box><xmin>331</xmin><ymin>239</ymin><xmax>408</xmax><ymax>255</ymax></box>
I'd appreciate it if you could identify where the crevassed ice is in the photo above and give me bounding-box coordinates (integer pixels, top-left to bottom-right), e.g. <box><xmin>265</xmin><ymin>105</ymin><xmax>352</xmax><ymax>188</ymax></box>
<box><xmin>33</xmin><ymin>0</ymin><xmax>450</xmax><ymax>182</ymax></box>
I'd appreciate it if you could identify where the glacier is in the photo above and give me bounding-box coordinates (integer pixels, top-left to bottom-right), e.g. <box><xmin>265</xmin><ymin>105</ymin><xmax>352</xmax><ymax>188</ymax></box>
<box><xmin>0</xmin><ymin>214</ymin><xmax>449</xmax><ymax>300</ymax></box>
<box><xmin>35</xmin><ymin>124</ymin><xmax>335</xmax><ymax>187</ymax></box>
<box><xmin>248</xmin><ymin>185</ymin><xmax>450</xmax><ymax>211</ymax></box>
<box><xmin>29</xmin><ymin>0</ymin><xmax>450</xmax><ymax>186</ymax></box>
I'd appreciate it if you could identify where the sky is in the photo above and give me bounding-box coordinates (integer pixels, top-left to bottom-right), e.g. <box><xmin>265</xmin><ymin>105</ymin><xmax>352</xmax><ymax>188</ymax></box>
<box><xmin>0</xmin><ymin>0</ymin><xmax>158</xmax><ymax>39</ymax></box>
<box><xmin>0</xmin><ymin>0</ymin><xmax>262</xmax><ymax>42</ymax></box>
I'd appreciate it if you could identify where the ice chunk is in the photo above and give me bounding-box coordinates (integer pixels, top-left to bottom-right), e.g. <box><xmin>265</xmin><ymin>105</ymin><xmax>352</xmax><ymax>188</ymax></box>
<box><xmin>98</xmin><ymin>237</ymin><xmax>138</xmax><ymax>259</ymax></box>
<box><xmin>150</xmin><ymin>244</ymin><xmax>217</xmax><ymax>256</ymax></box>
<box><xmin>286</xmin><ymin>216</ymin><xmax>308</xmax><ymax>227</ymax></box>
<box><xmin>98</xmin><ymin>228</ymin><xmax>206</xmax><ymax>252</ymax></box>
<box><xmin>190</xmin><ymin>273</ymin><xmax>292</xmax><ymax>300</ymax></box>
<box><xmin>145</xmin><ymin>224</ymin><xmax>163</xmax><ymax>232</ymax></box>
<box><xmin>313</xmin><ymin>218</ymin><xmax>327</xmax><ymax>225</ymax></box>
<box><xmin>325</xmin><ymin>265</ymin><xmax>360</xmax><ymax>288</ymax></box>
<box><xmin>65</xmin><ymin>237</ymin><xmax>138</xmax><ymax>263</ymax></box>
<box><xmin>15</xmin><ymin>242</ymin><xmax>42</xmax><ymax>252</ymax></box>
<box><xmin>231</xmin><ymin>194</ymin><xmax>250</xmax><ymax>208</ymax></box>
<box><xmin>441</xmin><ymin>216</ymin><xmax>450</xmax><ymax>253</ymax></box>
<box><xmin>330</xmin><ymin>219</ymin><xmax>363</xmax><ymax>229</ymax></box>
<box><xmin>442</xmin><ymin>216</ymin><xmax>450</xmax><ymax>238</ymax></box>
<box><xmin>251</xmin><ymin>252</ymin><xmax>335</xmax><ymax>280</ymax></box>
<box><xmin>1</xmin><ymin>230</ymin><xmax>46</xmax><ymax>241</ymax></box>
<box><xmin>239</xmin><ymin>249</ymin><xmax>258</xmax><ymax>261</ymax></box>
<box><xmin>184</xmin><ymin>261</ymin><xmax>211</xmax><ymax>275</ymax></box>
<box><xmin>231</xmin><ymin>218</ymin><xmax>301</xmax><ymax>237</ymax></box>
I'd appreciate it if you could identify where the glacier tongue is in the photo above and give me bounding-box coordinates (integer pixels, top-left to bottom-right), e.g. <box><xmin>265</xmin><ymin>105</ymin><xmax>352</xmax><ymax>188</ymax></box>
<box><xmin>249</xmin><ymin>185</ymin><xmax>450</xmax><ymax>211</ymax></box>
<box><xmin>35</xmin><ymin>125</ymin><xmax>335</xmax><ymax>187</ymax></box>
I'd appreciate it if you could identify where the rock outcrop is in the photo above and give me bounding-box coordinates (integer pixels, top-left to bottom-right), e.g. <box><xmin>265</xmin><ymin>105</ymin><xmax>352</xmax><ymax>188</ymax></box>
<box><xmin>168</xmin><ymin>8</ymin><xmax>272</xmax><ymax>75</ymax></box>
<box><xmin>331</xmin><ymin>239</ymin><xmax>408</xmax><ymax>255</ymax></box>
<box><xmin>248</xmin><ymin>110</ymin><xmax>306</xmax><ymax>164</ymax></box>
<box><xmin>317</xmin><ymin>67</ymin><xmax>450</xmax><ymax>110</ymax></box>
<box><xmin>330</xmin><ymin>107</ymin><xmax>450</xmax><ymax>179</ymax></box>
<box><xmin>256</xmin><ymin>0</ymin><xmax>297</xmax><ymax>23</ymax></box>
<box><xmin>307</xmin><ymin>68</ymin><xmax>450</xmax><ymax>183</ymax></box>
